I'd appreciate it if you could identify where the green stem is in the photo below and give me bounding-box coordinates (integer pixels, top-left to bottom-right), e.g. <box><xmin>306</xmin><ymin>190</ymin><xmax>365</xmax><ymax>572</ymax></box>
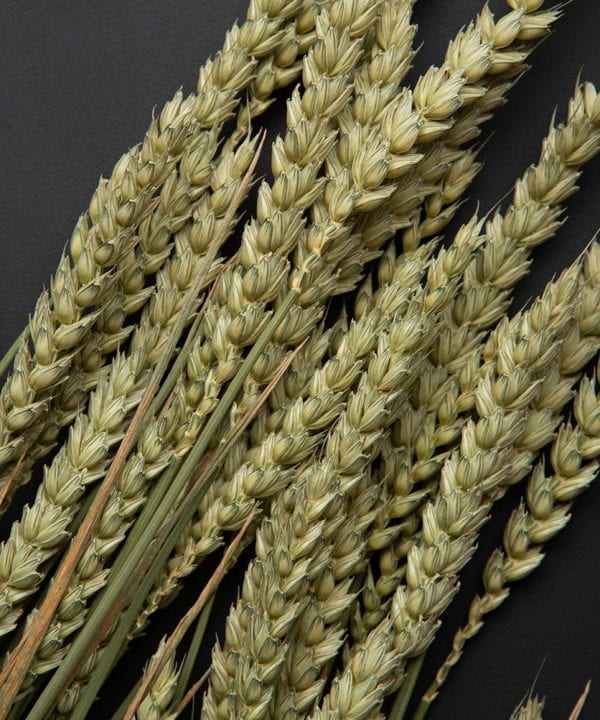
<box><xmin>86</xmin><ymin>498</ymin><xmax>247</xmax><ymax>719</ymax></box>
<box><xmin>147</xmin><ymin>290</ymin><xmax>206</xmax><ymax>420</ymax></box>
<box><xmin>412</xmin><ymin>693</ymin><xmax>433</xmax><ymax>720</ymax></box>
<box><xmin>6</xmin><ymin>689</ymin><xmax>35</xmax><ymax>720</ymax></box>
<box><xmin>173</xmin><ymin>594</ymin><xmax>216</xmax><ymax>708</ymax></box>
<box><xmin>77</xmin><ymin>540</ymin><xmax>165</xmax><ymax>720</ymax></box>
<box><xmin>389</xmin><ymin>652</ymin><xmax>427</xmax><ymax>720</ymax></box>
<box><xmin>25</xmin><ymin>289</ymin><xmax>299</xmax><ymax>720</ymax></box>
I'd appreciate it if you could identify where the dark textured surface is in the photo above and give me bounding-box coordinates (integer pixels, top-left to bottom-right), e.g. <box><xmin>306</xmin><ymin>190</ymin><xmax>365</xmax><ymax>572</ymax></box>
<box><xmin>0</xmin><ymin>1</ymin><xmax>599</xmax><ymax>718</ymax></box>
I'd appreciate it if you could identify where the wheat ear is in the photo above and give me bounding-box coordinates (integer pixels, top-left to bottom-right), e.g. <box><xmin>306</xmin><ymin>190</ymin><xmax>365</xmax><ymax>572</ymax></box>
<box><xmin>351</xmin><ymin>79</ymin><xmax>600</xmax><ymax>641</ymax></box>
<box><xmin>137</xmin><ymin>246</ymin><xmax>431</xmax><ymax>634</ymax></box>
<box><xmin>0</xmin><ymin>0</ymin><xmax>318</xmax><ymax>502</ymax></box>
<box><xmin>0</xmin><ymin>140</ymin><xmax>258</xmax><ymax>701</ymax></box>
<box><xmin>145</xmin><ymin>3</ymin><xmax>556</xmax><ymax>568</ymax></box>
<box><xmin>313</xmin><ymin>264</ymin><xmax>580</xmax><ymax>720</ymax></box>
<box><xmin>0</xmin><ymin>91</ymin><xmax>195</xmax><ymax>489</ymax></box>
<box><xmin>418</xmin><ymin>355</ymin><xmax>600</xmax><ymax>711</ymax></box>
<box><xmin>306</xmin><ymin>619</ymin><xmax>400</xmax><ymax>720</ymax></box>
<box><xmin>202</xmin><ymin>213</ymin><xmax>490</xmax><ymax>719</ymax></box>
<box><xmin>135</xmin><ymin>0</ymin><xmax>416</xmax><ymax>627</ymax></box>
<box><xmin>399</xmin><ymin>2</ymin><xmax>560</xmax><ymax>255</ymax></box>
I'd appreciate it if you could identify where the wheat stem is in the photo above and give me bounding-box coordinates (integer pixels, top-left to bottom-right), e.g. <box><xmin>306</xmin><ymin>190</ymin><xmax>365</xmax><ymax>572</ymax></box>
<box><xmin>389</xmin><ymin>651</ymin><xmax>426</xmax><ymax>720</ymax></box>
<box><xmin>171</xmin><ymin>593</ymin><xmax>216</xmax><ymax>709</ymax></box>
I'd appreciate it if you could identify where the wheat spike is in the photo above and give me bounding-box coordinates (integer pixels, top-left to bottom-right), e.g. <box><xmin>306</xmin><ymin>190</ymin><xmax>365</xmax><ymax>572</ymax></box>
<box><xmin>0</xmin><ymin>0</ymin><xmax>318</xmax><ymax>501</ymax></box>
<box><xmin>419</xmin><ymin>341</ymin><xmax>600</xmax><ymax>710</ymax></box>
<box><xmin>316</xmin><ymin>264</ymin><xmax>580</xmax><ymax>718</ymax></box>
<box><xmin>351</xmin><ymin>79</ymin><xmax>600</xmax><ymax>641</ymax></box>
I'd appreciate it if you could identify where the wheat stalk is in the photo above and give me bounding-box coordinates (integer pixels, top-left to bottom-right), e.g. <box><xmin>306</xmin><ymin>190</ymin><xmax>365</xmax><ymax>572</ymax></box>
<box><xmin>9</xmin><ymin>3</ymin><xmax>378</xmax><ymax>712</ymax></box>
<box><xmin>131</xmin><ymin>0</ymin><xmax>556</xmax><ymax>636</ymax></box>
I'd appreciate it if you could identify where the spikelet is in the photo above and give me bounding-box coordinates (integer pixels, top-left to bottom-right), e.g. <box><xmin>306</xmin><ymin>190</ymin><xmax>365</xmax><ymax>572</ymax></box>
<box><xmin>134</xmin><ymin>647</ymin><xmax>180</xmax><ymax>720</ymax></box>
<box><xmin>510</xmin><ymin>696</ymin><xmax>545</xmax><ymax>720</ymax></box>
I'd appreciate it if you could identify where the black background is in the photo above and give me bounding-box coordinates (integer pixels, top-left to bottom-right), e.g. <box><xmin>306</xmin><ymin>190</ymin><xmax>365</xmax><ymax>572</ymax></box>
<box><xmin>0</xmin><ymin>1</ymin><xmax>599</xmax><ymax>718</ymax></box>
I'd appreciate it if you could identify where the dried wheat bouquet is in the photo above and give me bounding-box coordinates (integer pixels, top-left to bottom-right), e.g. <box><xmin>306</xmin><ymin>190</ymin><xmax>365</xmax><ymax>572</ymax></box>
<box><xmin>0</xmin><ymin>0</ymin><xmax>597</xmax><ymax>719</ymax></box>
